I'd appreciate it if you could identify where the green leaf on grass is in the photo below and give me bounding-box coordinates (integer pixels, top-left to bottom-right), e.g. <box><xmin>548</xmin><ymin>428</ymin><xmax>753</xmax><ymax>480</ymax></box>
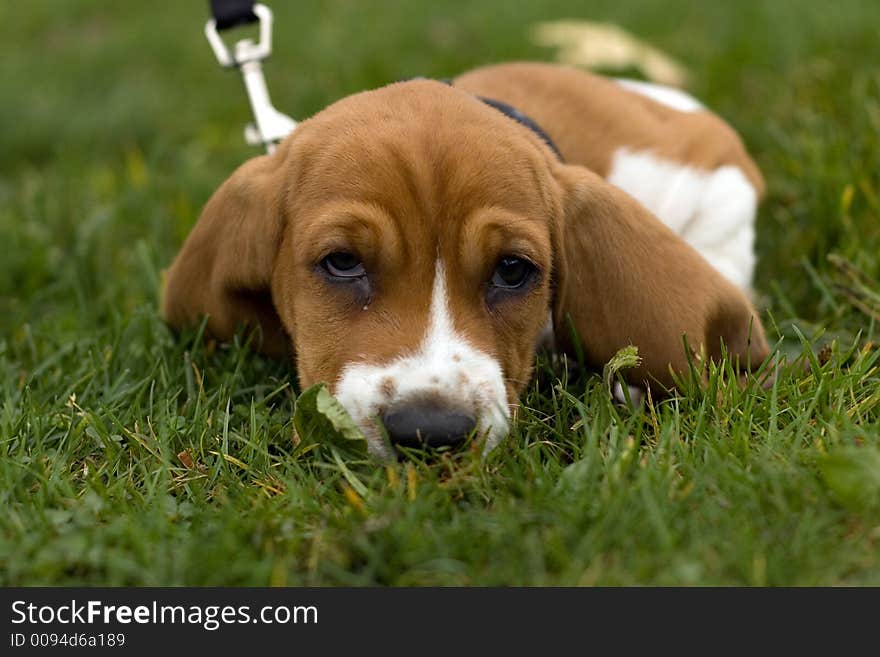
<box><xmin>603</xmin><ymin>345</ymin><xmax>642</xmax><ymax>393</ymax></box>
<box><xmin>293</xmin><ymin>383</ymin><xmax>368</xmax><ymax>456</ymax></box>
<box><xmin>819</xmin><ymin>447</ymin><xmax>880</xmax><ymax>510</ymax></box>
<box><xmin>556</xmin><ymin>457</ymin><xmax>595</xmax><ymax>496</ymax></box>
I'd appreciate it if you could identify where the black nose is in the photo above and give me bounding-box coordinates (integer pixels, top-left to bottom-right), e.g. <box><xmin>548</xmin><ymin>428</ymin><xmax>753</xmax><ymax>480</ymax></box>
<box><xmin>382</xmin><ymin>402</ymin><xmax>476</xmax><ymax>449</ymax></box>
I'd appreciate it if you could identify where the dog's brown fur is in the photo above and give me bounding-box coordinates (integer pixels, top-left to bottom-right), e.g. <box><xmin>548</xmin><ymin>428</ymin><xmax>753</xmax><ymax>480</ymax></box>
<box><xmin>456</xmin><ymin>62</ymin><xmax>765</xmax><ymax>195</ymax></box>
<box><xmin>163</xmin><ymin>62</ymin><xmax>769</xmax><ymax>408</ymax></box>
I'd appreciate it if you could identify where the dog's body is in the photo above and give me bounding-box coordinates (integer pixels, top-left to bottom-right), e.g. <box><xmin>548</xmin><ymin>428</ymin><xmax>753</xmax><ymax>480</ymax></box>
<box><xmin>456</xmin><ymin>63</ymin><xmax>764</xmax><ymax>291</ymax></box>
<box><xmin>163</xmin><ymin>62</ymin><xmax>769</xmax><ymax>459</ymax></box>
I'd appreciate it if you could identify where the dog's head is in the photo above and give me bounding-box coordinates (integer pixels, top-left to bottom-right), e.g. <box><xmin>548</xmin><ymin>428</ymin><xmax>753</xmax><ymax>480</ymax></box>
<box><xmin>163</xmin><ymin>79</ymin><xmax>769</xmax><ymax>459</ymax></box>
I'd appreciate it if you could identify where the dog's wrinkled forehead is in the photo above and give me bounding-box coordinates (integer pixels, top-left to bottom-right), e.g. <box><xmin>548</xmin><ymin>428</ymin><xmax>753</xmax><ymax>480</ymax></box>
<box><xmin>288</xmin><ymin>79</ymin><xmax>559</xmax><ymax>216</ymax></box>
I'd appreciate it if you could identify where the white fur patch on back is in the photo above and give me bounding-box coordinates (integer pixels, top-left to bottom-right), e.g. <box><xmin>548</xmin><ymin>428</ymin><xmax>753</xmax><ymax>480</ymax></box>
<box><xmin>333</xmin><ymin>260</ymin><xmax>511</xmax><ymax>460</ymax></box>
<box><xmin>606</xmin><ymin>147</ymin><xmax>757</xmax><ymax>290</ymax></box>
<box><xmin>614</xmin><ymin>78</ymin><xmax>704</xmax><ymax>113</ymax></box>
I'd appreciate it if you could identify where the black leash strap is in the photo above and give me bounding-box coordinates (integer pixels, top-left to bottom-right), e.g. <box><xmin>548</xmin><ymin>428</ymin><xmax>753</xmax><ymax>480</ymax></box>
<box><xmin>209</xmin><ymin>0</ymin><xmax>258</xmax><ymax>31</ymax></box>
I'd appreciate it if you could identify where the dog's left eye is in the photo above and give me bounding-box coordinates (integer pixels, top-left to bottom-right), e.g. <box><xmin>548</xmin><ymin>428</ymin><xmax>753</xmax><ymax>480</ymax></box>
<box><xmin>321</xmin><ymin>252</ymin><xmax>366</xmax><ymax>278</ymax></box>
<box><xmin>490</xmin><ymin>256</ymin><xmax>534</xmax><ymax>289</ymax></box>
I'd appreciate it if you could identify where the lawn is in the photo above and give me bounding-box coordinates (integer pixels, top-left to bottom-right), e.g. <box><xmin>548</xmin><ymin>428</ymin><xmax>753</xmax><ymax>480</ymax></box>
<box><xmin>1</xmin><ymin>0</ymin><xmax>879</xmax><ymax>586</ymax></box>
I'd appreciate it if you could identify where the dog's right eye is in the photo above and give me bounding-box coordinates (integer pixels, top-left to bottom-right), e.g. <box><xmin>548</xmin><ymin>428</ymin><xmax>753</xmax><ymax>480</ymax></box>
<box><xmin>321</xmin><ymin>252</ymin><xmax>366</xmax><ymax>278</ymax></box>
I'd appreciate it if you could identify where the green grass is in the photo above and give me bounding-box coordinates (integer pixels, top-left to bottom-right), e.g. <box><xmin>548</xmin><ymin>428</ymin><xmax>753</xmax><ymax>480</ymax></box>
<box><xmin>2</xmin><ymin>0</ymin><xmax>880</xmax><ymax>586</ymax></box>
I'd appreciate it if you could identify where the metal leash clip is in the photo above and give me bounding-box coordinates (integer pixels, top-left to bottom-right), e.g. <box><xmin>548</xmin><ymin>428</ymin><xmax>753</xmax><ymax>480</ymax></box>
<box><xmin>205</xmin><ymin>3</ymin><xmax>296</xmax><ymax>153</ymax></box>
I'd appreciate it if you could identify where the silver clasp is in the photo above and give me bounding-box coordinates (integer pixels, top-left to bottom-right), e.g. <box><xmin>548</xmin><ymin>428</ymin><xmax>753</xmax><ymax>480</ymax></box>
<box><xmin>204</xmin><ymin>4</ymin><xmax>296</xmax><ymax>154</ymax></box>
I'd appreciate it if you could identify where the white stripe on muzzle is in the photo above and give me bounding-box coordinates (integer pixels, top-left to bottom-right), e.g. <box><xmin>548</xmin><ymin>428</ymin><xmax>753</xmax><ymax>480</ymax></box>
<box><xmin>334</xmin><ymin>260</ymin><xmax>511</xmax><ymax>459</ymax></box>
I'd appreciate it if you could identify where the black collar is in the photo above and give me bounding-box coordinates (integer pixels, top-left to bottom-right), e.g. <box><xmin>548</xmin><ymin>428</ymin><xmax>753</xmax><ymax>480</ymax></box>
<box><xmin>406</xmin><ymin>77</ymin><xmax>563</xmax><ymax>161</ymax></box>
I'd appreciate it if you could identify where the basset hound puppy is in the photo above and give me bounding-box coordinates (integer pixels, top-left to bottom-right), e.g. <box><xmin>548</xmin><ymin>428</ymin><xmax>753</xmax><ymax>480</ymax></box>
<box><xmin>163</xmin><ymin>61</ymin><xmax>769</xmax><ymax>460</ymax></box>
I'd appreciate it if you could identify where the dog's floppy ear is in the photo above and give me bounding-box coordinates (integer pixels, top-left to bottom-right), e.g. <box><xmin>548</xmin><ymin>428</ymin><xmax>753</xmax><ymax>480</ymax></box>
<box><xmin>551</xmin><ymin>164</ymin><xmax>769</xmax><ymax>390</ymax></box>
<box><xmin>162</xmin><ymin>149</ymin><xmax>291</xmax><ymax>357</ymax></box>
